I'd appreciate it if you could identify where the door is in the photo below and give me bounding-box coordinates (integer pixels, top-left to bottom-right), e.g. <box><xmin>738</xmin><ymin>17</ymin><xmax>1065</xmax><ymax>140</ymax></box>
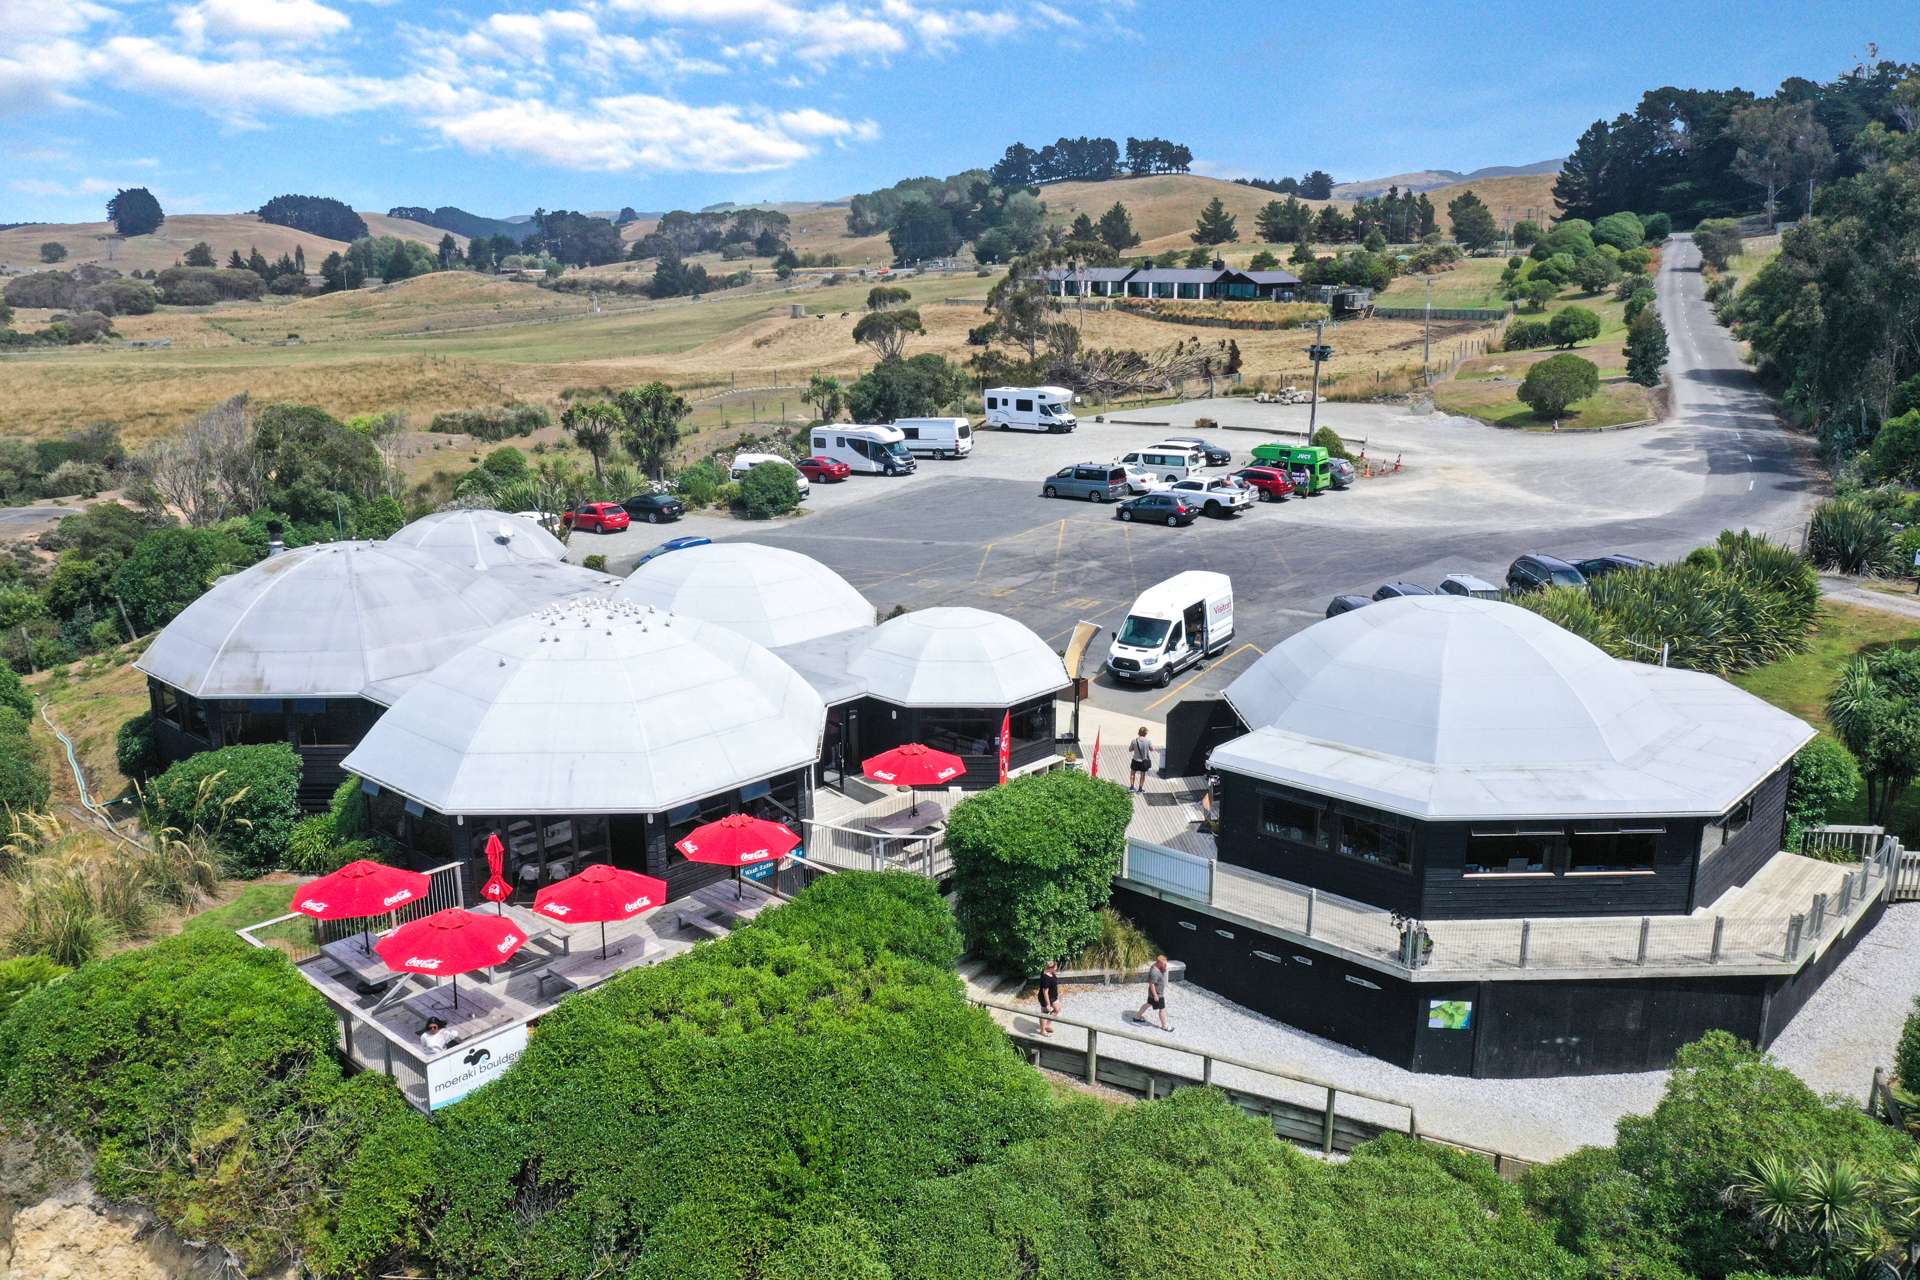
<box><xmin>1183</xmin><ymin>600</ymin><xmax>1206</xmax><ymax>655</ymax></box>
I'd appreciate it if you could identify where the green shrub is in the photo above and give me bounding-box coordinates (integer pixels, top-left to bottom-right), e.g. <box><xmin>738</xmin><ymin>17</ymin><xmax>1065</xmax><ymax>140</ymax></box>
<box><xmin>1869</xmin><ymin>409</ymin><xmax>1920</xmax><ymax>484</ymax></box>
<box><xmin>285</xmin><ymin>812</ymin><xmax>348</xmax><ymax>874</ymax></box>
<box><xmin>1642</xmin><ymin>212</ymin><xmax>1672</xmax><ymax>241</ymax></box>
<box><xmin>1896</xmin><ymin>995</ymin><xmax>1920</xmax><ymax>1092</ymax></box>
<box><xmin>1503</xmin><ymin>319</ymin><xmax>1551</xmax><ymax>351</ymax></box>
<box><xmin>948</xmin><ymin>770</ymin><xmax>1132</xmax><ymax>974</ymax></box>
<box><xmin>673</xmin><ymin>458</ymin><xmax>729</xmax><ymax>507</ymax></box>
<box><xmin>1310</xmin><ymin>426</ymin><xmax>1352</xmax><ymax>461</ymax></box>
<box><xmin>115</xmin><ymin>709</ymin><xmax>160</xmax><ymax>780</ymax></box>
<box><xmin>1592</xmin><ymin>212</ymin><xmax>1645</xmax><ymax>251</ymax></box>
<box><xmin>1692</xmin><ymin>219</ymin><xmax>1743</xmax><ymax>271</ymax></box>
<box><xmin>145</xmin><ymin>742</ymin><xmax>302</xmax><ymax>875</ymax></box>
<box><xmin>0</xmin><ymin>706</ymin><xmax>51</xmax><ymax>815</ymax></box>
<box><xmin>580</xmin><ymin>553</ymin><xmax>608</xmax><ymax>571</ymax></box>
<box><xmin>0</xmin><ymin>929</ymin><xmax>432</xmax><ymax>1275</ymax></box>
<box><xmin>330</xmin><ymin>773</ymin><xmax>367</xmax><ymax>838</ymax></box>
<box><xmin>1522</xmin><ymin>1146</ymin><xmax>1688</xmax><ymax>1278</ymax></box>
<box><xmin>1547</xmin><ymin>305</ymin><xmax>1603</xmax><ymax>347</ymax></box>
<box><xmin>1807</xmin><ymin>495</ymin><xmax>1899</xmax><ymax>575</ymax></box>
<box><xmin>735</xmin><ymin>459</ymin><xmax>803</xmax><ymax>519</ymax></box>
<box><xmin>0</xmin><ymin>954</ymin><xmax>69</xmax><ymax>1016</ymax></box>
<box><xmin>1785</xmin><ymin>737</ymin><xmax>1863</xmax><ymax>850</ymax></box>
<box><xmin>0</xmin><ymin>659</ymin><xmax>30</xmax><ymax>719</ymax></box>
<box><xmin>427</xmin><ymin>404</ymin><xmax>550</xmax><ymax>441</ymax></box>
<box><xmin>1518</xmin><ymin>354</ymin><xmax>1601</xmax><ymax>419</ymax></box>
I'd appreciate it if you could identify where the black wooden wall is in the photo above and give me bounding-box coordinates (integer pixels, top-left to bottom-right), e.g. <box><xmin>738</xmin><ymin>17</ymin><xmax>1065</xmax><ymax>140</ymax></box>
<box><xmin>1691</xmin><ymin>764</ymin><xmax>1792</xmax><ymax>909</ymax></box>
<box><xmin>1213</xmin><ymin>772</ymin><xmax>1422</xmax><ymax>916</ymax></box>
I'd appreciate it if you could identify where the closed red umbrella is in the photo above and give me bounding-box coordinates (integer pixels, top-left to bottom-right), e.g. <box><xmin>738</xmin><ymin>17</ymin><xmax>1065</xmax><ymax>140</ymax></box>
<box><xmin>862</xmin><ymin>742</ymin><xmax>966</xmax><ymax>817</ymax></box>
<box><xmin>290</xmin><ymin>858</ymin><xmax>431</xmax><ymax>953</ymax></box>
<box><xmin>677</xmin><ymin>813</ymin><xmax>800</xmax><ymax>899</ymax></box>
<box><xmin>532</xmin><ymin>863</ymin><xmax>668</xmax><ymax>958</ymax></box>
<box><xmin>375</xmin><ymin>907</ymin><xmax>526</xmax><ymax>1007</ymax></box>
<box><xmin>480</xmin><ymin>832</ymin><xmax>512</xmax><ymax>913</ymax></box>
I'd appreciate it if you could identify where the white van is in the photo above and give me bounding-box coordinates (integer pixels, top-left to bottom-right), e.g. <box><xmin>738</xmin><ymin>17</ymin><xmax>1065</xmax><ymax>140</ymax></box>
<box><xmin>985</xmin><ymin>386</ymin><xmax>1077</xmax><ymax>433</ymax></box>
<box><xmin>1105</xmin><ymin>571</ymin><xmax>1235</xmax><ymax>687</ymax></box>
<box><xmin>1117</xmin><ymin>447</ymin><xmax>1207</xmax><ymax>483</ymax></box>
<box><xmin>808</xmin><ymin>425</ymin><xmax>917</xmax><ymax>476</ymax></box>
<box><xmin>729</xmin><ymin>453</ymin><xmax>810</xmax><ymax>499</ymax></box>
<box><xmin>894</xmin><ymin>416</ymin><xmax>973</xmax><ymax>460</ymax></box>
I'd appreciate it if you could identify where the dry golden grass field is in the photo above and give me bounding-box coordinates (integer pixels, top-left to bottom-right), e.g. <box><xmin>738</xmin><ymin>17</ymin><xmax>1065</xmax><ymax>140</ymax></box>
<box><xmin>0</xmin><ymin>211</ymin><xmax>457</xmax><ymax>275</ymax></box>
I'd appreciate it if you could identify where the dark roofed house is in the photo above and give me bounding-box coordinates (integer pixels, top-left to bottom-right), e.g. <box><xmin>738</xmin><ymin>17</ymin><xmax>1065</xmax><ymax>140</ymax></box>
<box><xmin>1040</xmin><ymin>266</ymin><xmax>1136</xmax><ymax>298</ymax></box>
<box><xmin>1125</xmin><ymin>267</ymin><xmax>1228</xmax><ymax>300</ymax></box>
<box><xmin>1223</xmin><ymin>268</ymin><xmax>1304</xmax><ymax>301</ymax></box>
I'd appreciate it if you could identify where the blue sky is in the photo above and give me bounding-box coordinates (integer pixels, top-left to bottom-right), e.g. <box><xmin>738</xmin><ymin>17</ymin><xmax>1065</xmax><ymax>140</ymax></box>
<box><xmin>1</xmin><ymin>0</ymin><xmax>1911</xmax><ymax>224</ymax></box>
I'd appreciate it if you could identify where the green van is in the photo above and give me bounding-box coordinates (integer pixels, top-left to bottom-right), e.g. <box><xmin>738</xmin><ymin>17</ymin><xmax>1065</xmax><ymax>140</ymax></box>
<box><xmin>1250</xmin><ymin>443</ymin><xmax>1332</xmax><ymax>494</ymax></box>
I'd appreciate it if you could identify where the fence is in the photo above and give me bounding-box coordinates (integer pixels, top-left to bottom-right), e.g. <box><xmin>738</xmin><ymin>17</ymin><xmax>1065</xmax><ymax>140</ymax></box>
<box><xmin>237</xmin><ymin>860</ymin><xmax>469</xmax><ymax>964</ymax></box>
<box><xmin>1122</xmin><ymin>830</ymin><xmax>1902</xmax><ymax>978</ymax></box>
<box><xmin>1372</xmin><ymin>306</ymin><xmax>1510</xmax><ymax>323</ymax></box>
<box><xmin>800</xmin><ymin>818</ymin><xmax>953</xmax><ymax>879</ymax></box>
<box><xmin>969</xmin><ymin>997</ymin><xmax>1531</xmax><ymax>1175</ymax></box>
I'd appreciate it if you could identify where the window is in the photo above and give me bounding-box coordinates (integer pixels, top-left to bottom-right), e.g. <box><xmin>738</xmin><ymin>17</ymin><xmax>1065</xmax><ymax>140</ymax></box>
<box><xmin>221</xmin><ymin>702</ymin><xmax>289</xmax><ymax>746</ymax></box>
<box><xmin>155</xmin><ymin>685</ymin><xmax>185</xmax><ymax>730</ymax></box>
<box><xmin>1016</xmin><ymin>398</ymin><xmax>1033</xmax><ymax>413</ymax></box>
<box><xmin>1700</xmin><ymin>792</ymin><xmax>1755</xmax><ymax>860</ymax></box>
<box><xmin>902</xmin><ymin>427</ymin><xmax>919</xmax><ymax>440</ymax></box>
<box><xmin>1568</xmin><ymin>831</ymin><xmax>1657</xmax><ymax>874</ymax></box>
<box><xmin>1152</xmin><ymin>282</ymin><xmax>1175</xmax><ymax>298</ymax></box>
<box><xmin>919</xmin><ymin>710</ymin><xmax>999</xmax><ymax>757</ymax></box>
<box><xmin>1176</xmin><ymin>283</ymin><xmax>1200</xmax><ymax>300</ymax></box>
<box><xmin>1260</xmin><ymin>793</ymin><xmax>1328</xmax><ymax>850</ymax></box>
<box><xmin>1465</xmin><ymin>832</ymin><xmax>1556</xmax><ymax>875</ymax></box>
<box><xmin>299</xmin><ymin>700</ymin><xmax>374</xmax><ymax>747</ymax></box>
<box><xmin>1336</xmin><ymin>807</ymin><xmax>1412</xmax><ymax>871</ymax></box>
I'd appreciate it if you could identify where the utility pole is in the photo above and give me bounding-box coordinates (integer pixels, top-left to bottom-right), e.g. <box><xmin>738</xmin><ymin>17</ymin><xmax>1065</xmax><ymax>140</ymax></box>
<box><xmin>1305</xmin><ymin>319</ymin><xmax>1334</xmax><ymax>436</ymax></box>
<box><xmin>1422</xmin><ymin>277</ymin><xmax>1434</xmax><ymax>380</ymax></box>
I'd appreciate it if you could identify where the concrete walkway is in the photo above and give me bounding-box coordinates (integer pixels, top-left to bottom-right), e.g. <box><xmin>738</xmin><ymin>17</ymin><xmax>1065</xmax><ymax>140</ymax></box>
<box><xmin>1820</xmin><ymin>574</ymin><xmax>1920</xmax><ymax>620</ymax></box>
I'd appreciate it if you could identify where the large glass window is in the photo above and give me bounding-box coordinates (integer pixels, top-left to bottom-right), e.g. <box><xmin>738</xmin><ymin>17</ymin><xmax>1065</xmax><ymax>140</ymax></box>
<box><xmin>1465</xmin><ymin>832</ymin><xmax>1556</xmax><ymax>875</ymax></box>
<box><xmin>1260</xmin><ymin>793</ymin><xmax>1328</xmax><ymax>850</ymax></box>
<box><xmin>1467</xmin><ymin>824</ymin><xmax>1662</xmax><ymax>876</ymax></box>
<box><xmin>1335</xmin><ymin>807</ymin><xmax>1412</xmax><ymax>872</ymax></box>
<box><xmin>1176</xmin><ymin>282</ymin><xmax>1200</xmax><ymax>300</ymax></box>
<box><xmin>919</xmin><ymin>710</ymin><xmax>998</xmax><ymax>757</ymax></box>
<box><xmin>1699</xmin><ymin>791</ymin><xmax>1755</xmax><ymax>861</ymax></box>
<box><xmin>1568</xmin><ymin>831</ymin><xmax>1657</xmax><ymax>874</ymax></box>
<box><xmin>221</xmin><ymin>700</ymin><xmax>289</xmax><ymax>746</ymax></box>
<box><xmin>1010</xmin><ymin>701</ymin><xmax>1052</xmax><ymax>754</ymax></box>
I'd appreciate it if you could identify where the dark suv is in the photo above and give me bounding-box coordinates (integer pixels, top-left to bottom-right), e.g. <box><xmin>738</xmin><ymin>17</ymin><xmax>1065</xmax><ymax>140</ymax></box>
<box><xmin>621</xmin><ymin>492</ymin><xmax>685</xmax><ymax>524</ymax></box>
<box><xmin>1506</xmin><ymin>554</ymin><xmax>1588</xmax><ymax>593</ymax></box>
<box><xmin>1575</xmin><ymin>553</ymin><xmax>1656</xmax><ymax>580</ymax></box>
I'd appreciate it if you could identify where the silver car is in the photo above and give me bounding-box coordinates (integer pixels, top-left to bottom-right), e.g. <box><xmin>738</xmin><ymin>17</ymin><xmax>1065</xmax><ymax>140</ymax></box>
<box><xmin>1042</xmin><ymin>462</ymin><xmax>1130</xmax><ymax>502</ymax></box>
<box><xmin>1117</xmin><ymin>463</ymin><xmax>1165</xmax><ymax>494</ymax></box>
<box><xmin>1169</xmin><ymin>476</ymin><xmax>1252</xmax><ymax>516</ymax></box>
<box><xmin>1329</xmin><ymin>457</ymin><xmax>1357</xmax><ymax>489</ymax></box>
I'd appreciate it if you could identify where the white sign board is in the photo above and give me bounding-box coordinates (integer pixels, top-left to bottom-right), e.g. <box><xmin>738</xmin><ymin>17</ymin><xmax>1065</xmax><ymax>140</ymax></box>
<box><xmin>425</xmin><ymin>1022</ymin><xmax>529</xmax><ymax>1111</ymax></box>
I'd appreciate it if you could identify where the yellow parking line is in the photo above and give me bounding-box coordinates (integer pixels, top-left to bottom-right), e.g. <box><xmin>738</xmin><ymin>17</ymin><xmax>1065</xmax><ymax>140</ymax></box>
<box><xmin>1142</xmin><ymin>642</ymin><xmax>1266</xmax><ymax>712</ymax></box>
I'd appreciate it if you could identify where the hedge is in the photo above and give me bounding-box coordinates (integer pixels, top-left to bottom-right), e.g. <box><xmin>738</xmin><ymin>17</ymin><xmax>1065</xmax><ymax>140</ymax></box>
<box><xmin>0</xmin><ymin>929</ymin><xmax>432</xmax><ymax>1274</ymax></box>
<box><xmin>1897</xmin><ymin>994</ymin><xmax>1920</xmax><ymax>1093</ymax></box>
<box><xmin>947</xmin><ymin>770</ymin><xmax>1133</xmax><ymax>974</ymax></box>
<box><xmin>145</xmin><ymin>742</ymin><xmax>302</xmax><ymax>875</ymax></box>
<box><xmin>115</xmin><ymin>709</ymin><xmax>160</xmax><ymax>781</ymax></box>
<box><xmin>0</xmin><ymin>705</ymin><xmax>51</xmax><ymax>816</ymax></box>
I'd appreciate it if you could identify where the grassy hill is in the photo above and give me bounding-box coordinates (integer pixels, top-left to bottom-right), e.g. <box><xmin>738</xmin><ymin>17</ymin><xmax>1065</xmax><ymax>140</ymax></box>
<box><xmin>0</xmin><ymin>211</ymin><xmax>458</xmax><ymax>274</ymax></box>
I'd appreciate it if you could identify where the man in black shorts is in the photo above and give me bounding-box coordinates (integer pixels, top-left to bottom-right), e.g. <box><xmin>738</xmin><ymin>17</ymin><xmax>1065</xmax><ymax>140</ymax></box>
<box><xmin>1036</xmin><ymin>959</ymin><xmax>1060</xmax><ymax>1035</ymax></box>
<box><xmin>1132</xmin><ymin>953</ymin><xmax>1172</xmax><ymax>1031</ymax></box>
<box><xmin>1128</xmin><ymin>726</ymin><xmax>1152</xmax><ymax>793</ymax></box>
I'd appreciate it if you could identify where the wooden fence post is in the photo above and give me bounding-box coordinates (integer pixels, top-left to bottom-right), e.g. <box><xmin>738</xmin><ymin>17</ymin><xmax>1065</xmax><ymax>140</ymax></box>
<box><xmin>1322</xmin><ymin>1087</ymin><xmax>1337</xmax><ymax>1155</ymax></box>
<box><xmin>1086</xmin><ymin>1028</ymin><xmax>1099</xmax><ymax>1085</ymax></box>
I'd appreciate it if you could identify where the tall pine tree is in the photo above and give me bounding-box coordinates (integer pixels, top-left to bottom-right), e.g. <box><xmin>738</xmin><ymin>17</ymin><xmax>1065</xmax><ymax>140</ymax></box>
<box><xmin>1096</xmin><ymin>201</ymin><xmax>1140</xmax><ymax>251</ymax></box>
<box><xmin>1191</xmin><ymin>197</ymin><xmax>1238</xmax><ymax>246</ymax></box>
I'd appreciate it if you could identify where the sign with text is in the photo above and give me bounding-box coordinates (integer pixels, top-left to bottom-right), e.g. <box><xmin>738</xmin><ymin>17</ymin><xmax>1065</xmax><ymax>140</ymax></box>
<box><xmin>425</xmin><ymin>1022</ymin><xmax>529</xmax><ymax>1110</ymax></box>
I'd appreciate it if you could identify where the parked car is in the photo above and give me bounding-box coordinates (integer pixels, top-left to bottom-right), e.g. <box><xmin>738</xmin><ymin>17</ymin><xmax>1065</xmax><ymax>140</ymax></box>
<box><xmin>1325</xmin><ymin>594</ymin><xmax>1371</xmax><ymax>617</ymax></box>
<box><xmin>1169</xmin><ymin>476</ymin><xmax>1252</xmax><ymax>516</ymax></box>
<box><xmin>1157</xmin><ymin>435</ymin><xmax>1232</xmax><ymax>467</ymax></box>
<box><xmin>1328</xmin><ymin>457</ymin><xmax>1357</xmax><ymax>489</ymax></box>
<box><xmin>1436</xmin><ymin>573</ymin><xmax>1502</xmax><ymax>600</ymax></box>
<box><xmin>1373</xmin><ymin>581</ymin><xmax>1433</xmax><ymax>601</ymax></box>
<box><xmin>620</xmin><ymin>492</ymin><xmax>684</xmax><ymax>524</ymax></box>
<box><xmin>1043</xmin><ymin>463</ymin><xmax>1130</xmax><ymax>502</ymax></box>
<box><xmin>562</xmin><ymin>501</ymin><xmax>629</xmax><ymax>534</ymax></box>
<box><xmin>1507</xmin><ymin>553</ymin><xmax>1589</xmax><ymax>594</ymax></box>
<box><xmin>1233</xmin><ymin>465</ymin><xmax>1295</xmax><ymax>501</ymax></box>
<box><xmin>1576</xmin><ymin>553</ymin><xmax>1657</xmax><ymax>580</ymax></box>
<box><xmin>636</xmin><ymin>535</ymin><xmax>710</xmax><ymax>566</ymax></box>
<box><xmin>1115</xmin><ymin>493</ymin><xmax>1200</xmax><ymax>526</ymax></box>
<box><xmin>795</xmin><ymin>455</ymin><xmax>851</xmax><ymax>483</ymax></box>
<box><xmin>1117</xmin><ymin>463</ymin><xmax>1165</xmax><ymax>494</ymax></box>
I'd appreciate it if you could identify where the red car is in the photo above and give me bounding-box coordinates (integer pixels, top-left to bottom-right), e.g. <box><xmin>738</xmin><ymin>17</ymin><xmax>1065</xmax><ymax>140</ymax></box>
<box><xmin>1233</xmin><ymin>465</ymin><xmax>1295</xmax><ymax>501</ymax></box>
<box><xmin>562</xmin><ymin>501</ymin><xmax>630</xmax><ymax>534</ymax></box>
<box><xmin>796</xmin><ymin>455</ymin><xmax>851</xmax><ymax>483</ymax></box>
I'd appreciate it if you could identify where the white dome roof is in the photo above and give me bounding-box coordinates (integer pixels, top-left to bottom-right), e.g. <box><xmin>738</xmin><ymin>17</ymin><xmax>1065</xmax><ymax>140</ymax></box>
<box><xmin>387</xmin><ymin>509</ymin><xmax>565</xmax><ymax>570</ymax></box>
<box><xmin>847</xmin><ymin>606</ymin><xmax>1068</xmax><ymax>707</ymax></box>
<box><xmin>614</xmin><ymin>542</ymin><xmax>875</xmax><ymax>649</ymax></box>
<box><xmin>485</xmin><ymin>560</ymin><xmax>621</xmax><ymax>610</ymax></box>
<box><xmin>1214</xmin><ymin>595</ymin><xmax>1814</xmax><ymax>820</ymax></box>
<box><xmin>136</xmin><ymin>542</ymin><xmax>532</xmax><ymax>705</ymax></box>
<box><xmin>341</xmin><ymin>597</ymin><xmax>825</xmax><ymax>816</ymax></box>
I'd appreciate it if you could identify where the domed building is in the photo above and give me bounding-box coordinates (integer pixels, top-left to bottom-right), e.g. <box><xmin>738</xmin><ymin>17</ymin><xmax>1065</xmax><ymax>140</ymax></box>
<box><xmin>614</xmin><ymin>541</ymin><xmax>875</xmax><ymax>650</ymax></box>
<box><xmin>136</xmin><ymin>541</ymin><xmax>531</xmax><ymax>806</ymax></box>
<box><xmin>388</xmin><ymin>509</ymin><xmax>618</xmax><ymax>609</ymax></box>
<box><xmin>1113</xmin><ymin>596</ymin><xmax>1892</xmax><ymax>1077</ymax></box>
<box><xmin>342</xmin><ymin>597</ymin><xmax>826</xmax><ymax>897</ymax></box>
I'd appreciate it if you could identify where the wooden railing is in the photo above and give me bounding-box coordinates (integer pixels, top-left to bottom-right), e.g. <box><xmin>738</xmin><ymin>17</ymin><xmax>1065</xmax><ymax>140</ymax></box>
<box><xmin>800</xmin><ymin>819</ymin><xmax>951</xmax><ymax>879</ymax></box>
<box><xmin>237</xmin><ymin>860</ymin><xmax>468</xmax><ymax>962</ymax></box>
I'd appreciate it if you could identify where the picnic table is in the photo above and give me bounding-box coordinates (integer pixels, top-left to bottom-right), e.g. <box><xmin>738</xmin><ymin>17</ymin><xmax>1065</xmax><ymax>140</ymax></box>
<box><xmin>399</xmin><ymin>981</ymin><xmax>510</xmax><ymax>1036</ymax></box>
<box><xmin>864</xmin><ymin>798</ymin><xmax>946</xmax><ymax>834</ymax></box>
<box><xmin>319</xmin><ymin>933</ymin><xmax>401</xmax><ymax>992</ymax></box>
<box><xmin>536</xmin><ymin>943</ymin><xmax>647</xmax><ymax>998</ymax></box>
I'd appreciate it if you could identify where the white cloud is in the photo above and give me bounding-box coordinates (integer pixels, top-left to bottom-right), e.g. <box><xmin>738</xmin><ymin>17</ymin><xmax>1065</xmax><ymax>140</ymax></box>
<box><xmin>175</xmin><ymin>0</ymin><xmax>352</xmax><ymax>48</ymax></box>
<box><xmin>429</xmin><ymin>93</ymin><xmax>876</xmax><ymax>172</ymax></box>
<box><xmin>88</xmin><ymin>36</ymin><xmax>403</xmax><ymax>123</ymax></box>
<box><xmin>0</xmin><ymin>0</ymin><xmax>111</xmax><ymax>109</ymax></box>
<box><xmin>9</xmin><ymin>176</ymin><xmax>122</xmax><ymax>198</ymax></box>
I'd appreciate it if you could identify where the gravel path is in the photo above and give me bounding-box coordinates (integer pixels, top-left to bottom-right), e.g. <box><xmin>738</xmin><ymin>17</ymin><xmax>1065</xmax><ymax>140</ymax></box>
<box><xmin>993</xmin><ymin>903</ymin><xmax>1920</xmax><ymax>1162</ymax></box>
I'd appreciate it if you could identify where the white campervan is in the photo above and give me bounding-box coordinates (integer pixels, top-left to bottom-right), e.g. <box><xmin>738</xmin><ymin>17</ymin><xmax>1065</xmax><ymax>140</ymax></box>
<box><xmin>984</xmin><ymin>386</ymin><xmax>1077</xmax><ymax>433</ymax></box>
<box><xmin>808</xmin><ymin>425</ymin><xmax>917</xmax><ymax>476</ymax></box>
<box><xmin>1104</xmin><ymin>571</ymin><xmax>1234</xmax><ymax>688</ymax></box>
<box><xmin>1117</xmin><ymin>446</ymin><xmax>1207</xmax><ymax>483</ymax></box>
<box><xmin>893</xmin><ymin>416</ymin><xmax>973</xmax><ymax>460</ymax></box>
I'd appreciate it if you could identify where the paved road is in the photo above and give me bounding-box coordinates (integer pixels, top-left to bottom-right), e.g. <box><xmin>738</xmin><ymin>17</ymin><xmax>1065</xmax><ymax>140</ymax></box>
<box><xmin>0</xmin><ymin>505</ymin><xmax>78</xmax><ymax>529</ymax></box>
<box><xmin>585</xmin><ymin>238</ymin><xmax>1813</xmax><ymax>718</ymax></box>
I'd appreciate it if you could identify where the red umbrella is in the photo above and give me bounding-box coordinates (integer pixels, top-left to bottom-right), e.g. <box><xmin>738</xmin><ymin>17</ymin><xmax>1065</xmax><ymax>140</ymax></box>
<box><xmin>676</xmin><ymin>813</ymin><xmax>800</xmax><ymax>899</ymax></box>
<box><xmin>375</xmin><ymin>907</ymin><xmax>526</xmax><ymax>1007</ymax></box>
<box><xmin>531</xmin><ymin>863</ymin><xmax>668</xmax><ymax>958</ymax></box>
<box><xmin>997</xmin><ymin>709</ymin><xmax>1012</xmax><ymax>786</ymax></box>
<box><xmin>290</xmin><ymin>859</ymin><xmax>431</xmax><ymax>953</ymax></box>
<box><xmin>862</xmin><ymin>742</ymin><xmax>966</xmax><ymax>816</ymax></box>
<box><xmin>480</xmin><ymin>832</ymin><xmax>512</xmax><ymax>913</ymax></box>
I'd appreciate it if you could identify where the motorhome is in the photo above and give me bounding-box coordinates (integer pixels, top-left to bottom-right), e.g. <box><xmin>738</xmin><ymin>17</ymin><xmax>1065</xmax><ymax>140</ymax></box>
<box><xmin>893</xmin><ymin>416</ymin><xmax>974</xmax><ymax>459</ymax></box>
<box><xmin>808</xmin><ymin>425</ymin><xmax>917</xmax><ymax>476</ymax></box>
<box><xmin>1104</xmin><ymin>571</ymin><xmax>1234</xmax><ymax>687</ymax></box>
<box><xmin>984</xmin><ymin>386</ymin><xmax>1077</xmax><ymax>433</ymax></box>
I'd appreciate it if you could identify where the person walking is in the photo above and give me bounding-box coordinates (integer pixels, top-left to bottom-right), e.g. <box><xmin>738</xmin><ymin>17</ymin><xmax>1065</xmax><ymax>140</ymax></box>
<box><xmin>1133</xmin><ymin>954</ymin><xmax>1173</xmax><ymax>1032</ymax></box>
<box><xmin>1036</xmin><ymin>959</ymin><xmax>1061</xmax><ymax>1035</ymax></box>
<box><xmin>1128</xmin><ymin>725</ymin><xmax>1153</xmax><ymax>793</ymax></box>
